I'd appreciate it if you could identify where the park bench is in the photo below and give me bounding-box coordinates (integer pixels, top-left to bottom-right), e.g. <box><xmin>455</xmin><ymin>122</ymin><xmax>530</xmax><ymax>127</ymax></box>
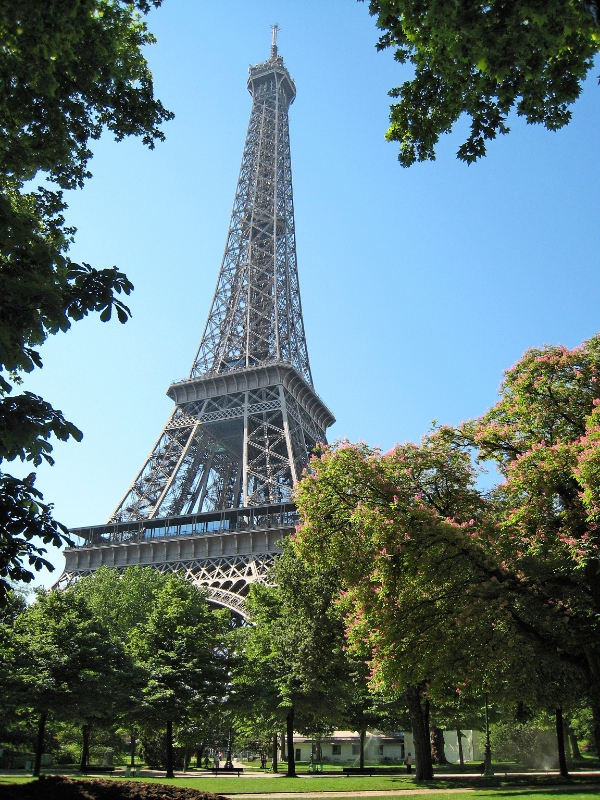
<box><xmin>212</xmin><ymin>766</ymin><xmax>244</xmax><ymax>776</ymax></box>
<box><xmin>81</xmin><ymin>765</ymin><xmax>115</xmax><ymax>776</ymax></box>
<box><xmin>342</xmin><ymin>767</ymin><xmax>405</xmax><ymax>777</ymax></box>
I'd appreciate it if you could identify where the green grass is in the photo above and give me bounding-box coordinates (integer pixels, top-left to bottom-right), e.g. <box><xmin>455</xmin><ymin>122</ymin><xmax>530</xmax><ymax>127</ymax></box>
<box><xmin>1</xmin><ymin>772</ymin><xmax>599</xmax><ymax>799</ymax></box>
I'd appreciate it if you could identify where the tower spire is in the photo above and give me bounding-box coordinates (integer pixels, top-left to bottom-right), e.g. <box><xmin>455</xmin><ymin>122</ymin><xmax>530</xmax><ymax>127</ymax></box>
<box><xmin>270</xmin><ymin>23</ymin><xmax>279</xmax><ymax>58</ymax></box>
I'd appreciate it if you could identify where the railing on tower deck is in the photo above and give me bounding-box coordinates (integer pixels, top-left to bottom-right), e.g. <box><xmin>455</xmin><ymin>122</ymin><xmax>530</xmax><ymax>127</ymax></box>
<box><xmin>68</xmin><ymin>502</ymin><xmax>299</xmax><ymax>548</ymax></box>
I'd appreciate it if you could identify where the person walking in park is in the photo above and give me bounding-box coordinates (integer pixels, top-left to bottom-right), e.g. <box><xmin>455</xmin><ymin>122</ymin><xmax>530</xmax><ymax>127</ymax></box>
<box><xmin>405</xmin><ymin>752</ymin><xmax>413</xmax><ymax>774</ymax></box>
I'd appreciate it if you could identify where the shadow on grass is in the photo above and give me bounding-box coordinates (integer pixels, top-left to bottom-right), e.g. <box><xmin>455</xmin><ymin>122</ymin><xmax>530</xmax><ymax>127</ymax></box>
<box><xmin>489</xmin><ymin>792</ymin><xmax>600</xmax><ymax>797</ymax></box>
<box><xmin>389</xmin><ymin>776</ymin><xmax>600</xmax><ymax>792</ymax></box>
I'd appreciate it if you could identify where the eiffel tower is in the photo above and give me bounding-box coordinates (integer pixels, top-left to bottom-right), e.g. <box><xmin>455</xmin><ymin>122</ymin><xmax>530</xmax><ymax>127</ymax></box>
<box><xmin>57</xmin><ymin>29</ymin><xmax>334</xmax><ymax>617</ymax></box>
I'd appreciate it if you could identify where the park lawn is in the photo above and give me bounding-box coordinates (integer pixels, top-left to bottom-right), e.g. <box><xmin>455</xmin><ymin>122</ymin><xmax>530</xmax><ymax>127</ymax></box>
<box><xmin>1</xmin><ymin>774</ymin><xmax>599</xmax><ymax>799</ymax></box>
<box><xmin>121</xmin><ymin>775</ymin><xmax>600</xmax><ymax>792</ymax></box>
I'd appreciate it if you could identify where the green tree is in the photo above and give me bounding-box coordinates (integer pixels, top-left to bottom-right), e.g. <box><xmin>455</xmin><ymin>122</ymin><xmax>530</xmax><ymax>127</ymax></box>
<box><xmin>364</xmin><ymin>0</ymin><xmax>600</xmax><ymax>166</ymax></box>
<box><xmin>0</xmin><ymin>0</ymin><xmax>173</xmax><ymax>600</ymax></box>
<box><xmin>1</xmin><ymin>589</ymin><xmax>132</xmax><ymax>776</ymax></box>
<box><xmin>129</xmin><ymin>575</ymin><xmax>229</xmax><ymax>778</ymax></box>
<box><xmin>73</xmin><ymin>565</ymin><xmax>167</xmax><ymax>638</ymax></box>
<box><xmin>231</xmin><ymin>542</ymin><xmax>350</xmax><ymax>777</ymax></box>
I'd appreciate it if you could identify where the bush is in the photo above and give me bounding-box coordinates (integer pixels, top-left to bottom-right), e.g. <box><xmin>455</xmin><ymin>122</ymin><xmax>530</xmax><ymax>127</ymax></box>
<box><xmin>139</xmin><ymin>731</ymin><xmax>185</xmax><ymax>770</ymax></box>
<box><xmin>55</xmin><ymin>745</ymin><xmax>79</xmax><ymax>765</ymax></box>
<box><xmin>490</xmin><ymin>722</ymin><xmax>557</xmax><ymax>769</ymax></box>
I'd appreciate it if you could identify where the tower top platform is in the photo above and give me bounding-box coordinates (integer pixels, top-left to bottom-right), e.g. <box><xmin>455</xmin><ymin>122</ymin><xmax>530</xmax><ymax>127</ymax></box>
<box><xmin>248</xmin><ymin>56</ymin><xmax>296</xmax><ymax>103</ymax></box>
<box><xmin>247</xmin><ymin>26</ymin><xmax>296</xmax><ymax>103</ymax></box>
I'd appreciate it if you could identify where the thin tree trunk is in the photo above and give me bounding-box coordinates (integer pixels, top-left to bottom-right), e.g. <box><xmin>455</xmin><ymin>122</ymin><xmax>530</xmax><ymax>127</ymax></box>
<box><xmin>555</xmin><ymin>708</ymin><xmax>569</xmax><ymax>778</ymax></box>
<box><xmin>281</xmin><ymin>730</ymin><xmax>287</xmax><ymax>761</ymax></box>
<box><xmin>359</xmin><ymin>729</ymin><xmax>365</xmax><ymax>771</ymax></box>
<box><xmin>405</xmin><ymin>686</ymin><xmax>433</xmax><ymax>781</ymax></box>
<box><xmin>130</xmin><ymin>728</ymin><xmax>136</xmax><ymax>768</ymax></box>
<box><xmin>183</xmin><ymin>746</ymin><xmax>188</xmax><ymax>773</ymax></box>
<box><xmin>563</xmin><ymin>720</ymin><xmax>572</xmax><ymax>767</ymax></box>
<box><xmin>79</xmin><ymin>724</ymin><xmax>90</xmax><ymax>772</ymax></box>
<box><xmin>568</xmin><ymin>728</ymin><xmax>582</xmax><ymax>759</ymax></box>
<box><xmin>456</xmin><ymin>728</ymin><xmax>464</xmax><ymax>771</ymax></box>
<box><xmin>166</xmin><ymin>720</ymin><xmax>174</xmax><ymax>778</ymax></box>
<box><xmin>33</xmin><ymin>711</ymin><xmax>47</xmax><ymax>778</ymax></box>
<box><xmin>272</xmin><ymin>733</ymin><xmax>278</xmax><ymax>772</ymax></box>
<box><xmin>590</xmin><ymin>683</ymin><xmax>600</xmax><ymax>757</ymax></box>
<box><xmin>584</xmin><ymin>644</ymin><xmax>600</xmax><ymax>757</ymax></box>
<box><xmin>286</xmin><ymin>707</ymin><xmax>296</xmax><ymax>777</ymax></box>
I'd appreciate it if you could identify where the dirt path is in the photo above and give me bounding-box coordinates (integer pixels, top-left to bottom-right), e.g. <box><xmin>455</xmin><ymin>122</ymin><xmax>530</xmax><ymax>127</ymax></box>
<box><xmin>229</xmin><ymin>791</ymin><xmax>476</xmax><ymax>798</ymax></box>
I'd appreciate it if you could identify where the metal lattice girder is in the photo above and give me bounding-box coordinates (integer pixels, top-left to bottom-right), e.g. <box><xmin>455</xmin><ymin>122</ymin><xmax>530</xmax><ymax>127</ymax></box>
<box><xmin>109</xmin><ymin>369</ymin><xmax>332</xmax><ymax>522</ymax></box>
<box><xmin>190</xmin><ymin>49</ymin><xmax>311</xmax><ymax>384</ymax></box>
<box><xmin>55</xmin><ymin>552</ymin><xmax>276</xmax><ymax>619</ymax></box>
<box><xmin>109</xmin><ymin>42</ymin><xmax>334</xmax><ymax>525</ymax></box>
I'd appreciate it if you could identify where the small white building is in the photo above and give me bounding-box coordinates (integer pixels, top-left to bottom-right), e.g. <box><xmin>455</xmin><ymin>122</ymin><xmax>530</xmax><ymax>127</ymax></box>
<box><xmin>292</xmin><ymin>731</ymin><xmax>404</xmax><ymax>764</ymax></box>
<box><xmin>292</xmin><ymin>729</ymin><xmax>484</xmax><ymax>765</ymax></box>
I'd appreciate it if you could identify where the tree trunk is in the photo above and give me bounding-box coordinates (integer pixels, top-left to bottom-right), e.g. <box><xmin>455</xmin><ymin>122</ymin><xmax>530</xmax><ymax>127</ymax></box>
<box><xmin>404</xmin><ymin>685</ymin><xmax>433</xmax><ymax>781</ymax></box>
<box><xmin>430</xmin><ymin>727</ymin><xmax>448</xmax><ymax>764</ymax></box>
<box><xmin>33</xmin><ymin>711</ymin><xmax>47</xmax><ymax>778</ymax></box>
<box><xmin>563</xmin><ymin>720</ymin><xmax>572</xmax><ymax>767</ymax></box>
<box><xmin>281</xmin><ymin>730</ymin><xmax>287</xmax><ymax>761</ymax></box>
<box><xmin>166</xmin><ymin>720</ymin><xmax>174</xmax><ymax>778</ymax></box>
<box><xmin>456</xmin><ymin>728</ymin><xmax>464</xmax><ymax>771</ymax></box>
<box><xmin>584</xmin><ymin>644</ymin><xmax>600</xmax><ymax>756</ymax></box>
<box><xmin>286</xmin><ymin>707</ymin><xmax>296</xmax><ymax>777</ymax></box>
<box><xmin>130</xmin><ymin>728</ymin><xmax>136</xmax><ymax>768</ymax></box>
<box><xmin>183</xmin><ymin>746</ymin><xmax>188</xmax><ymax>773</ymax></box>
<box><xmin>79</xmin><ymin>724</ymin><xmax>90</xmax><ymax>772</ymax></box>
<box><xmin>359</xmin><ymin>728</ymin><xmax>365</xmax><ymax>771</ymax></box>
<box><xmin>423</xmin><ymin>698</ymin><xmax>430</xmax><ymax>744</ymax></box>
<box><xmin>555</xmin><ymin>707</ymin><xmax>569</xmax><ymax>778</ymax></box>
<box><xmin>568</xmin><ymin>728</ymin><xmax>582</xmax><ymax>759</ymax></box>
<box><xmin>272</xmin><ymin>733</ymin><xmax>278</xmax><ymax>772</ymax></box>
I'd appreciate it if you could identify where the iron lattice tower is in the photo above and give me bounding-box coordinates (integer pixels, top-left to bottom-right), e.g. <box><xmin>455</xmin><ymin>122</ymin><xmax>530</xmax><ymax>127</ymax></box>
<box><xmin>110</xmin><ymin>28</ymin><xmax>333</xmax><ymax>522</ymax></box>
<box><xmin>57</xmin><ymin>31</ymin><xmax>335</xmax><ymax>616</ymax></box>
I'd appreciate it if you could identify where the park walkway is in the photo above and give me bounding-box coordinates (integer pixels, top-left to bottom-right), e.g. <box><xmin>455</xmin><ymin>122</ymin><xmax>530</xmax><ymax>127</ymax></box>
<box><xmin>229</xmin><ymin>790</ymin><xmax>477</xmax><ymax>798</ymax></box>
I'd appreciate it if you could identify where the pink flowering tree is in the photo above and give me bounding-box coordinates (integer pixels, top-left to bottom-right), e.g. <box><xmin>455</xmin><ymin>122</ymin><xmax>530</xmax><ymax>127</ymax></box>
<box><xmin>465</xmin><ymin>335</ymin><xmax>600</xmax><ymax>756</ymax></box>
<box><xmin>293</xmin><ymin>431</ymin><xmax>559</xmax><ymax>780</ymax></box>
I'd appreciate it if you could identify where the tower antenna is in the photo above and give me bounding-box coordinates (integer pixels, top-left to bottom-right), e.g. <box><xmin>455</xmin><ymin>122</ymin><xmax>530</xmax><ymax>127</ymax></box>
<box><xmin>270</xmin><ymin>23</ymin><xmax>279</xmax><ymax>58</ymax></box>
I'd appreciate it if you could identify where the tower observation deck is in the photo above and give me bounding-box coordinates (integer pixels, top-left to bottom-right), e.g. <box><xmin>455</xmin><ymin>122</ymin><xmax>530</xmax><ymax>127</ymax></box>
<box><xmin>57</xmin><ymin>31</ymin><xmax>335</xmax><ymax>617</ymax></box>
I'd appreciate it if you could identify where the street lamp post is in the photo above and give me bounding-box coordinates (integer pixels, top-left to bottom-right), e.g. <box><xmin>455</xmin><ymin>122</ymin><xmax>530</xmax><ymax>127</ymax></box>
<box><xmin>225</xmin><ymin>728</ymin><xmax>233</xmax><ymax>770</ymax></box>
<box><xmin>483</xmin><ymin>693</ymin><xmax>494</xmax><ymax>777</ymax></box>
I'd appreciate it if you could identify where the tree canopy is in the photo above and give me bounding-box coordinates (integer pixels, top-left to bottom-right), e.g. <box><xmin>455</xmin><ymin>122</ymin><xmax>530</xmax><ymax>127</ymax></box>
<box><xmin>129</xmin><ymin>575</ymin><xmax>229</xmax><ymax>778</ymax></box>
<box><xmin>293</xmin><ymin>420</ymin><xmax>594</xmax><ymax>778</ymax></box>
<box><xmin>464</xmin><ymin>335</ymin><xmax>600</xmax><ymax>755</ymax></box>
<box><xmin>1</xmin><ymin>588</ymin><xmax>133</xmax><ymax>776</ymax></box>
<box><xmin>0</xmin><ymin>0</ymin><xmax>172</xmax><ymax>600</ymax></box>
<box><xmin>364</xmin><ymin>0</ymin><xmax>600</xmax><ymax>165</ymax></box>
<box><xmin>231</xmin><ymin>542</ymin><xmax>350</xmax><ymax>776</ymax></box>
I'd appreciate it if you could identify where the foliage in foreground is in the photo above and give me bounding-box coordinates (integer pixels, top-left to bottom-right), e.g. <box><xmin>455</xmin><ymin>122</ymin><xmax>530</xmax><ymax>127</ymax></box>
<box><xmin>364</xmin><ymin>1</ymin><xmax>600</xmax><ymax>165</ymax></box>
<box><xmin>294</xmin><ymin>334</ymin><xmax>600</xmax><ymax>778</ymax></box>
<box><xmin>0</xmin><ymin>569</ymin><xmax>230</xmax><ymax>778</ymax></box>
<box><xmin>0</xmin><ymin>0</ymin><xmax>173</xmax><ymax>602</ymax></box>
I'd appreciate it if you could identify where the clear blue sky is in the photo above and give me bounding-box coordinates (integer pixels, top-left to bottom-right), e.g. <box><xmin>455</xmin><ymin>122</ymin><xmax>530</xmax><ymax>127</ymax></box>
<box><xmin>18</xmin><ymin>0</ymin><xmax>600</xmax><ymax>586</ymax></box>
